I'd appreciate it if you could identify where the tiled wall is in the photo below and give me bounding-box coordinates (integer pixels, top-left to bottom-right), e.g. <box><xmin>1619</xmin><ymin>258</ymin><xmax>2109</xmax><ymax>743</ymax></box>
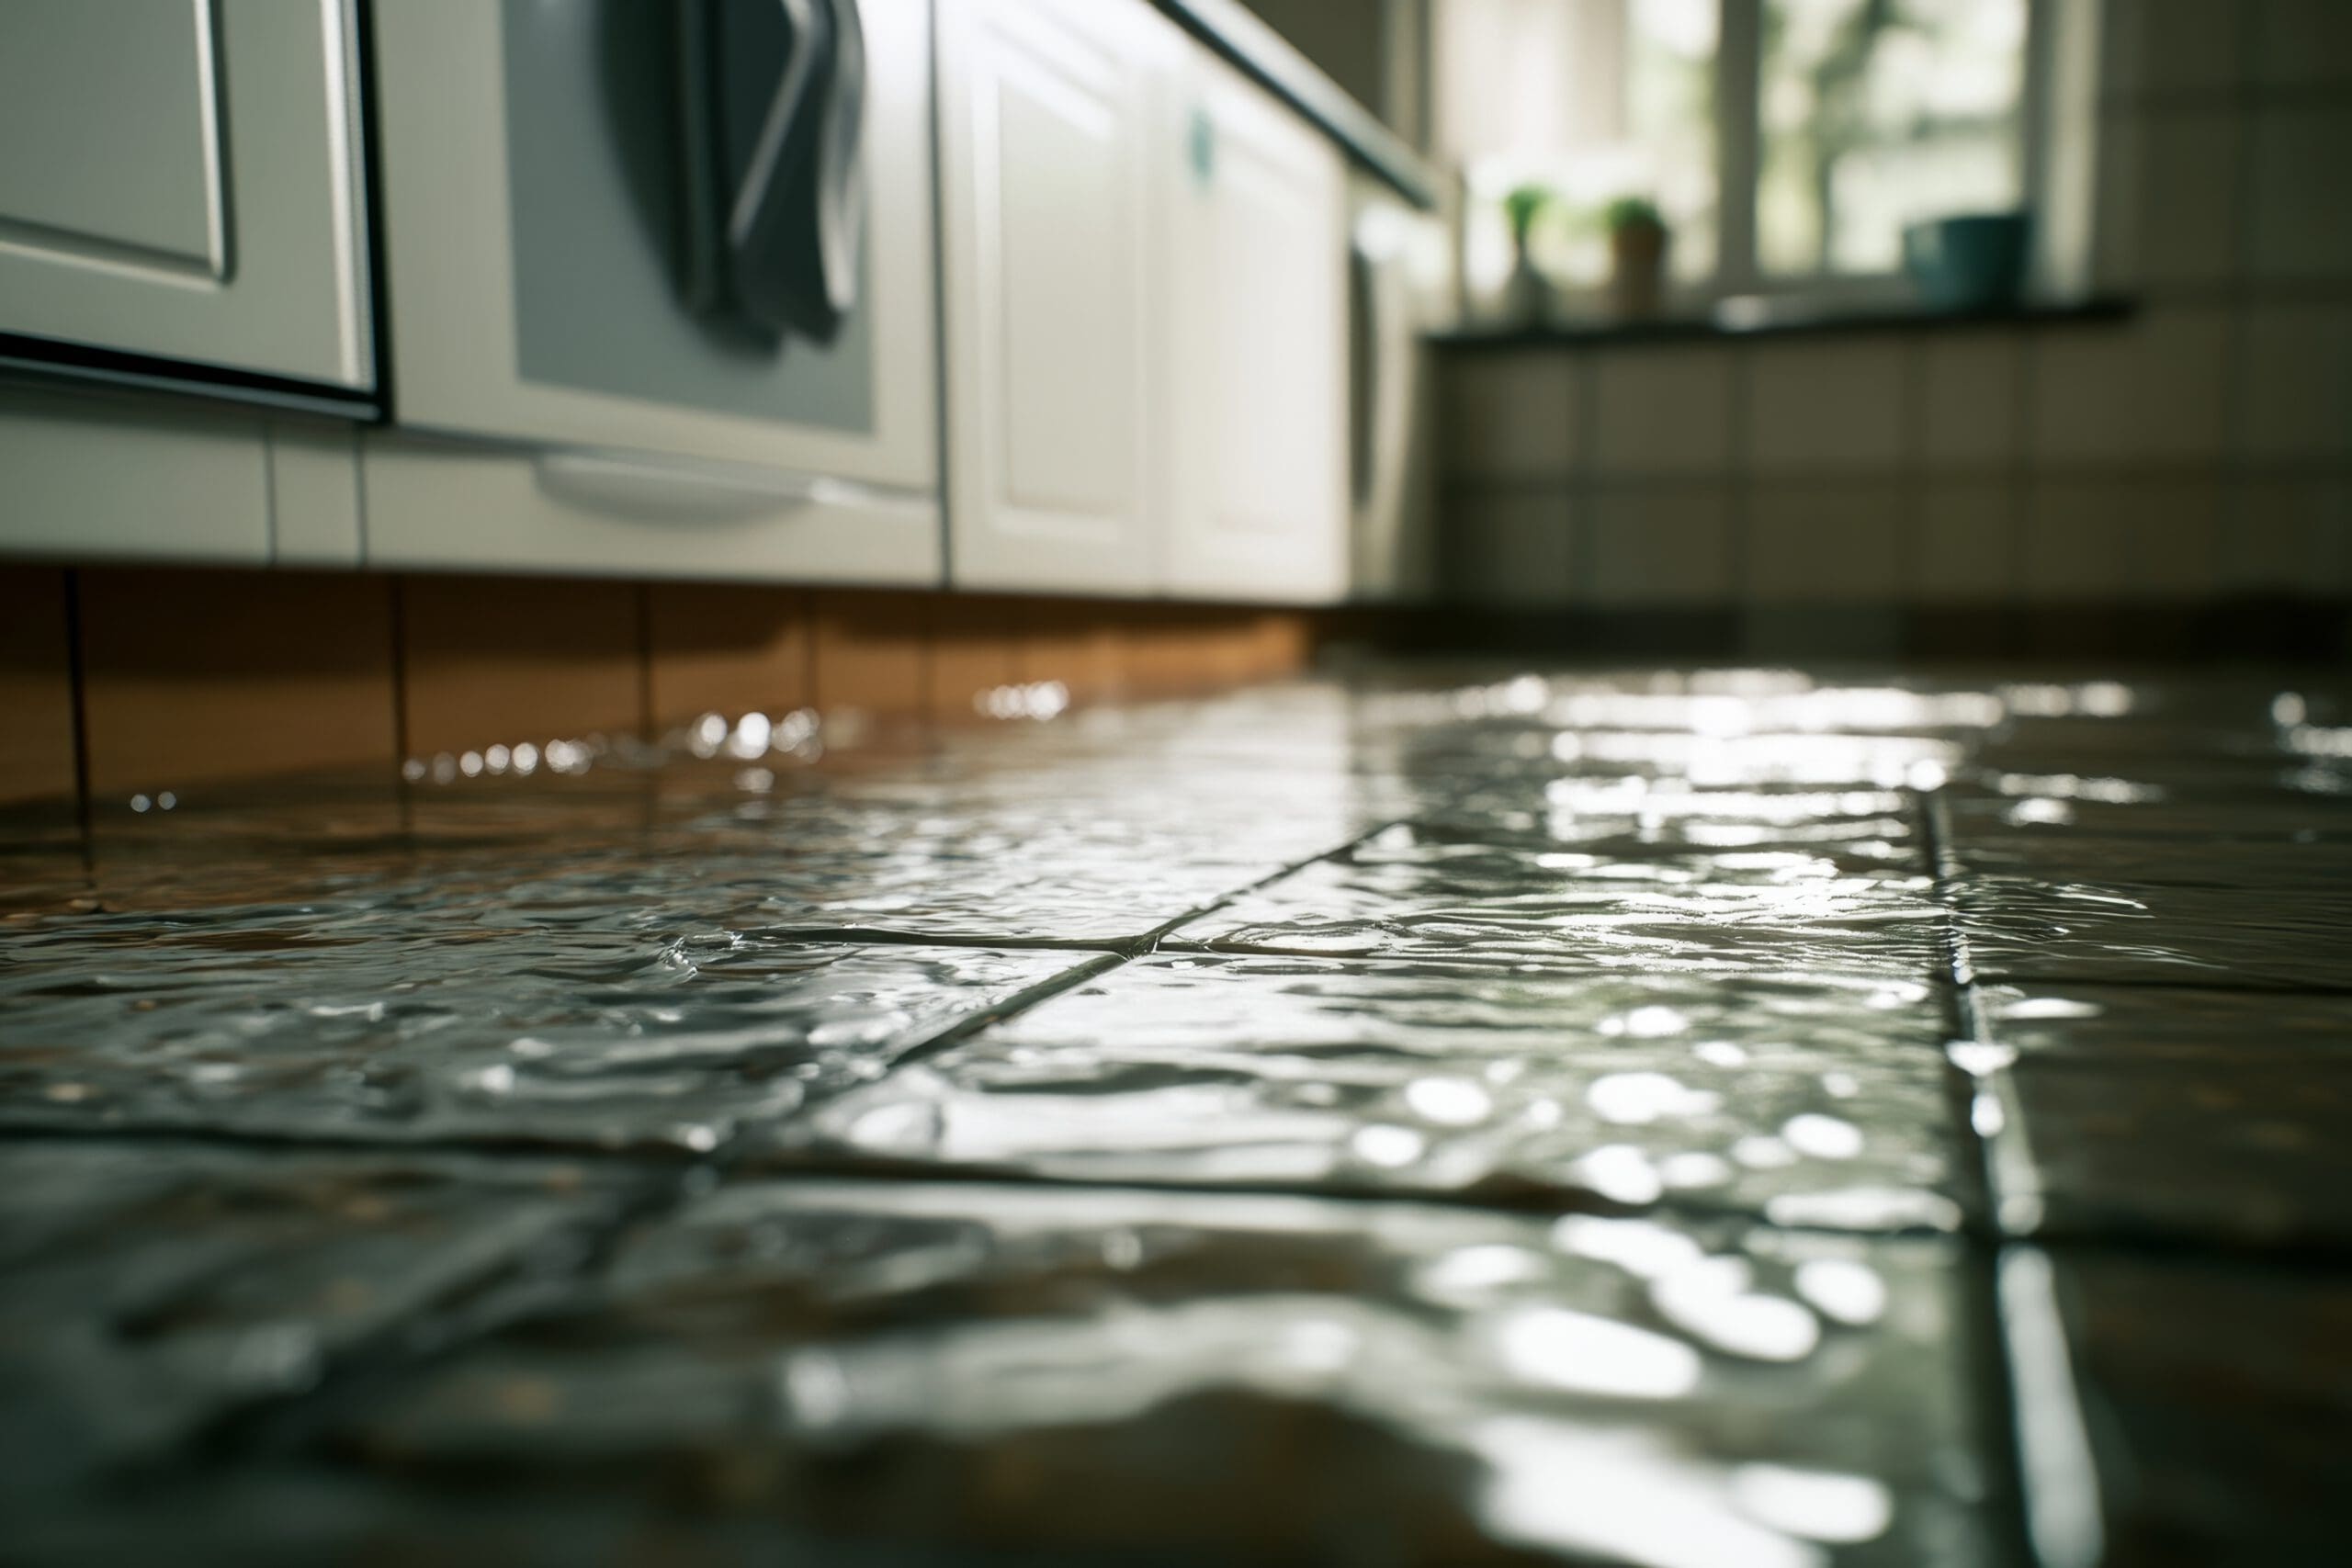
<box><xmin>0</xmin><ymin>566</ymin><xmax>1317</xmax><ymax>811</ymax></box>
<box><xmin>1438</xmin><ymin>0</ymin><xmax>2351</xmax><ymax>647</ymax></box>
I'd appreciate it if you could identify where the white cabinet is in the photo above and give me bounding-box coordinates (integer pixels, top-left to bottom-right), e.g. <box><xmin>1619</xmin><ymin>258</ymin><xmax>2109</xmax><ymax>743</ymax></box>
<box><xmin>936</xmin><ymin>0</ymin><xmax>1350</xmax><ymax>604</ymax></box>
<box><xmin>0</xmin><ymin>0</ymin><xmax>371</xmax><ymax>389</ymax></box>
<box><xmin>1164</xmin><ymin>48</ymin><xmax>1349</xmax><ymax>603</ymax></box>
<box><xmin>935</xmin><ymin>0</ymin><xmax>1174</xmax><ymax>595</ymax></box>
<box><xmin>361</xmin><ymin>0</ymin><xmax>943</xmax><ymax>584</ymax></box>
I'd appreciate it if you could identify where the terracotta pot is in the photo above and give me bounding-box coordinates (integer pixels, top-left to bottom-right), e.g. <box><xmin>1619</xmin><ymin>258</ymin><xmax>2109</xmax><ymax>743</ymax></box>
<box><xmin>1610</xmin><ymin>220</ymin><xmax>1669</xmax><ymax>320</ymax></box>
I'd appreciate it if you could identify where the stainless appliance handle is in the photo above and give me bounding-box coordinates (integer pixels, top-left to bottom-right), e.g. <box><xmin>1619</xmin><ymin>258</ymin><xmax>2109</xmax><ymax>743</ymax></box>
<box><xmin>679</xmin><ymin>0</ymin><xmax>865</xmax><ymax>344</ymax></box>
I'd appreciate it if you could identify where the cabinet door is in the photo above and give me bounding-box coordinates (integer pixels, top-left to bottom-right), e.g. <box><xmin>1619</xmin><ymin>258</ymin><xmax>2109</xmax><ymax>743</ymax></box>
<box><xmin>937</xmin><ymin>0</ymin><xmax>1170</xmax><ymax>594</ymax></box>
<box><xmin>1165</xmin><ymin>51</ymin><xmax>1349</xmax><ymax>604</ymax></box>
<box><xmin>0</xmin><ymin>0</ymin><xmax>371</xmax><ymax>389</ymax></box>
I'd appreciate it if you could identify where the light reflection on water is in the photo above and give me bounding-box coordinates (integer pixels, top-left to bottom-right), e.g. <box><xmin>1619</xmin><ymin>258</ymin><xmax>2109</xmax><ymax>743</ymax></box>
<box><xmin>5</xmin><ymin>662</ymin><xmax>2347</xmax><ymax>1560</ymax></box>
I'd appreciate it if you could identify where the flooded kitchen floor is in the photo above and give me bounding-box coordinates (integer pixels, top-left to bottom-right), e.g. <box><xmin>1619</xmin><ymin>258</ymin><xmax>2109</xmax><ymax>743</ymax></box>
<box><xmin>4</xmin><ymin>663</ymin><xmax>2350</xmax><ymax>1564</ymax></box>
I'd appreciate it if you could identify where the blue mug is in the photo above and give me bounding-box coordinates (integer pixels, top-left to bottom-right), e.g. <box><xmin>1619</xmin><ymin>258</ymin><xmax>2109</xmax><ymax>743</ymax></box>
<box><xmin>1903</xmin><ymin>212</ymin><xmax>2031</xmax><ymax>310</ymax></box>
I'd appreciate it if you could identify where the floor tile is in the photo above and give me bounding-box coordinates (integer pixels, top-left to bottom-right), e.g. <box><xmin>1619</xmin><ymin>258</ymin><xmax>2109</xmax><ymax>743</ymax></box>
<box><xmin>1990</xmin><ymin>1058</ymin><xmax>2352</xmax><ymax>1246</ymax></box>
<box><xmin>7</xmin><ymin>659</ymin><xmax>2352</xmax><ymax>1560</ymax></box>
<box><xmin>289</xmin><ymin>1180</ymin><xmax>1996</xmax><ymax>1565</ymax></box>
<box><xmin>772</xmin><ymin>953</ymin><xmax>1967</xmax><ymax>1231</ymax></box>
<box><xmin>0</xmin><ymin>921</ymin><xmax>1087</xmax><ymax>1155</ymax></box>
<box><xmin>2004</xmin><ymin>1247</ymin><xmax>2352</xmax><ymax>1568</ymax></box>
<box><xmin>0</xmin><ymin>1139</ymin><xmax>649</xmax><ymax>1494</ymax></box>
<box><xmin>1974</xmin><ymin>983</ymin><xmax>2352</xmax><ymax>1058</ymax></box>
<box><xmin>1951</xmin><ymin>874</ymin><xmax>2352</xmax><ymax>990</ymax></box>
<box><xmin>1179</xmin><ymin>845</ymin><xmax>1946</xmax><ymax>979</ymax></box>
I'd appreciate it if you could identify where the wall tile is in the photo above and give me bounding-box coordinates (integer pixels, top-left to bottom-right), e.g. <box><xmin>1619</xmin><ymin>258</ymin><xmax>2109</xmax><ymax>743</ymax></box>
<box><xmin>1746</xmin><ymin>483</ymin><xmax>1905</xmax><ymax>604</ymax></box>
<box><xmin>0</xmin><ymin>568</ymin><xmax>78</xmax><ymax>807</ymax></box>
<box><xmin>1913</xmin><ymin>481</ymin><xmax>2020</xmax><ymax>603</ymax></box>
<box><xmin>78</xmin><ymin>569</ymin><xmax>398</xmax><ymax>796</ymax></box>
<box><xmin>1445</xmin><ymin>489</ymin><xmax>1575</xmax><ymax>607</ymax></box>
<box><xmin>1252</xmin><ymin>613</ymin><xmax>1315</xmax><ymax>679</ymax></box>
<box><xmin>1439</xmin><ymin>353</ymin><xmax>1577</xmax><ymax>480</ymax></box>
<box><xmin>2248</xmin><ymin>104</ymin><xmax>2352</xmax><ymax>283</ymax></box>
<box><xmin>808</xmin><ymin>590</ymin><xmax>931</xmax><ymax>718</ymax></box>
<box><xmin>2255</xmin><ymin>0</ymin><xmax>2352</xmax><ymax>88</ymax></box>
<box><xmin>2222</xmin><ymin>479</ymin><xmax>2352</xmax><ymax>595</ymax></box>
<box><xmin>1014</xmin><ymin>599</ymin><xmax>1127</xmax><ymax>703</ymax></box>
<box><xmin>2237</xmin><ymin>303</ymin><xmax>2352</xmax><ymax>465</ymax></box>
<box><xmin>1589</xmin><ymin>347</ymin><xmax>1735</xmax><ymax>477</ymax></box>
<box><xmin>927</xmin><ymin>596</ymin><xmax>1025</xmax><ymax>722</ymax></box>
<box><xmin>1578</xmin><ymin>485</ymin><xmax>1734</xmax><ymax>606</ymax></box>
<box><xmin>644</xmin><ymin>583</ymin><xmax>809</xmax><ymax>728</ymax></box>
<box><xmin>2088</xmin><ymin>109</ymin><xmax>2144</xmax><ymax>297</ymax></box>
<box><xmin>2129</xmin><ymin>109</ymin><xmax>2245</xmax><ymax>290</ymax></box>
<box><xmin>1747</xmin><ymin>341</ymin><xmax>1906</xmax><ymax>472</ymax></box>
<box><xmin>400</xmin><ymin>576</ymin><xmax>646</xmax><ymax>759</ymax></box>
<box><xmin>2030</xmin><ymin>310</ymin><xmax>2231</xmax><ymax>464</ymax></box>
<box><xmin>2099</xmin><ymin>0</ymin><xmax>2248</xmax><ymax>102</ymax></box>
<box><xmin>2025</xmin><ymin>479</ymin><xmax>2222</xmax><ymax>600</ymax></box>
<box><xmin>1919</xmin><ymin>335</ymin><xmax>2023</xmax><ymax>468</ymax></box>
<box><xmin>1120</xmin><ymin>606</ymin><xmax>1228</xmax><ymax>697</ymax></box>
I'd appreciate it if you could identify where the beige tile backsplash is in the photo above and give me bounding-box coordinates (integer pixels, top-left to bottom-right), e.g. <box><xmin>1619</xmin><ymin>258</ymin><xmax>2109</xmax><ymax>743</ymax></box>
<box><xmin>1579</xmin><ymin>486</ymin><xmax>1735</xmax><ymax>607</ymax></box>
<box><xmin>1589</xmin><ymin>347</ymin><xmax>1736</xmax><ymax>477</ymax></box>
<box><xmin>1747</xmin><ymin>483</ymin><xmax>1906</xmax><ymax>604</ymax></box>
<box><xmin>1917</xmin><ymin>336</ymin><xmax>2024</xmax><ymax>470</ymax></box>
<box><xmin>2030</xmin><ymin>309</ymin><xmax>2232</xmax><ymax>464</ymax></box>
<box><xmin>2247</xmin><ymin>103</ymin><xmax>2352</xmax><ymax>284</ymax></box>
<box><xmin>1440</xmin><ymin>355</ymin><xmax>1577</xmax><ymax>481</ymax></box>
<box><xmin>1747</xmin><ymin>342</ymin><xmax>1906</xmax><ymax>474</ymax></box>
<box><xmin>1440</xmin><ymin>0</ymin><xmax>2349</xmax><ymax>616</ymax></box>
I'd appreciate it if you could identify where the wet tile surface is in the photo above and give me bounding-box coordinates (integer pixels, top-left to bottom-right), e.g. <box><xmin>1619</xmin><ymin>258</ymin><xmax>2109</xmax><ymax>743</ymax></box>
<box><xmin>2003</xmin><ymin>1247</ymin><xmax>2352</xmax><ymax>1568</ymax></box>
<box><xmin>0</xmin><ymin>1139</ymin><xmax>653</xmax><ymax>1495</ymax></box>
<box><xmin>775</xmin><ymin>954</ymin><xmax>1969</xmax><ymax>1231</ymax></box>
<box><xmin>3</xmin><ymin>663</ymin><xmax>2349</xmax><ymax>1560</ymax></box>
<box><xmin>280</xmin><ymin>1185</ymin><xmax>1989</xmax><ymax>1566</ymax></box>
<box><xmin>0</xmin><ymin>931</ymin><xmax>1086</xmax><ymax>1154</ymax></box>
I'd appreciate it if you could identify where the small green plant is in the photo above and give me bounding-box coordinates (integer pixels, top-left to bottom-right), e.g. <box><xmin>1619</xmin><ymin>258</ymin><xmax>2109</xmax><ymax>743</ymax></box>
<box><xmin>1503</xmin><ymin>184</ymin><xmax>1555</xmax><ymax>247</ymax></box>
<box><xmin>1604</xmin><ymin>196</ymin><xmax>1665</xmax><ymax>234</ymax></box>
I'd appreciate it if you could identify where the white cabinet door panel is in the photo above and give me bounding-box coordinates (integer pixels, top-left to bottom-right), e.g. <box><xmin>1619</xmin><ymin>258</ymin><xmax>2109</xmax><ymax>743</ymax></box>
<box><xmin>938</xmin><ymin>0</ymin><xmax>1170</xmax><ymax>594</ymax></box>
<box><xmin>0</xmin><ymin>1</ymin><xmax>221</xmax><ymax>268</ymax></box>
<box><xmin>0</xmin><ymin>0</ymin><xmax>370</xmax><ymax>389</ymax></box>
<box><xmin>1166</xmin><ymin>51</ymin><xmax>1349</xmax><ymax>603</ymax></box>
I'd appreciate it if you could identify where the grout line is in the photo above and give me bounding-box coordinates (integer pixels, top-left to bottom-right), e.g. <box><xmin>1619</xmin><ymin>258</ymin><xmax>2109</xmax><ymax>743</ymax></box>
<box><xmin>868</xmin><ymin>951</ymin><xmax>1131</xmax><ymax>1074</ymax></box>
<box><xmin>1918</xmin><ymin>785</ymin><xmax>2052</xmax><ymax>1568</ymax></box>
<box><xmin>386</xmin><ymin>576</ymin><xmax>413</xmax><ymax>826</ymax></box>
<box><xmin>59</xmin><ymin>568</ymin><xmax>96</xmax><ymax>863</ymax></box>
<box><xmin>1956</xmin><ymin>970</ymin><xmax>2352</xmax><ymax>999</ymax></box>
<box><xmin>633</xmin><ymin>581</ymin><xmax>657</xmax><ymax>743</ymax></box>
<box><xmin>1998</xmin><ymin>1247</ymin><xmax>2108</xmax><ymax>1568</ymax></box>
<box><xmin>1132</xmin><ymin>818</ymin><xmax>1413</xmax><ymax>950</ymax></box>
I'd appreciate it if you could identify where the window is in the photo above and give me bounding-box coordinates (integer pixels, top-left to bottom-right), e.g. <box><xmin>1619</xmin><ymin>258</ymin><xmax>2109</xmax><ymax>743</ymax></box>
<box><xmin>1436</xmin><ymin>0</ymin><xmax>2041</xmax><ymax>315</ymax></box>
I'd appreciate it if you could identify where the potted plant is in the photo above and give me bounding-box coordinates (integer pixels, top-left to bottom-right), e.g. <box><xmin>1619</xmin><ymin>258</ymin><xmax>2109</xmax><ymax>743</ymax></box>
<box><xmin>1501</xmin><ymin>183</ymin><xmax>1555</xmax><ymax>325</ymax></box>
<box><xmin>1605</xmin><ymin>196</ymin><xmax>1669</xmax><ymax>320</ymax></box>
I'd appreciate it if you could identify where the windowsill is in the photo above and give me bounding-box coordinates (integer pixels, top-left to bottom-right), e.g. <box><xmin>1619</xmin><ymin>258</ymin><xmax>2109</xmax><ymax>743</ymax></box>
<box><xmin>1428</xmin><ymin>295</ymin><xmax>2135</xmax><ymax>351</ymax></box>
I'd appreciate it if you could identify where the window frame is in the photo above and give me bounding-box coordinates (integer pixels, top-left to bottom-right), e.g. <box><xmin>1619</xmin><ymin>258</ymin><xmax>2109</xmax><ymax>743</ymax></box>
<box><xmin>1705</xmin><ymin>0</ymin><xmax>2053</xmax><ymax>306</ymax></box>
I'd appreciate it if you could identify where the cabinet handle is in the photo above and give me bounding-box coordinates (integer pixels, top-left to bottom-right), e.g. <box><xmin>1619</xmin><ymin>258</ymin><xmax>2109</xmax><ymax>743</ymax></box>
<box><xmin>535</xmin><ymin>452</ymin><xmax>817</xmax><ymax>524</ymax></box>
<box><xmin>1187</xmin><ymin>105</ymin><xmax>1216</xmax><ymax>185</ymax></box>
<box><xmin>679</xmin><ymin>0</ymin><xmax>866</xmax><ymax>344</ymax></box>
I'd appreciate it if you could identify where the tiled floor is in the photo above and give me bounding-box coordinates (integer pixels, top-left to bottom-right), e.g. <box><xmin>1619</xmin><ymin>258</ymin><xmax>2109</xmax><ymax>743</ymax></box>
<box><xmin>3</xmin><ymin>664</ymin><xmax>2349</xmax><ymax>1564</ymax></box>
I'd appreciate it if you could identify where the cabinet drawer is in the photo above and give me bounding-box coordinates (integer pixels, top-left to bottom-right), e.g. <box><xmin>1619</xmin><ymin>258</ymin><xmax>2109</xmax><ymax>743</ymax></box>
<box><xmin>360</xmin><ymin>435</ymin><xmax>943</xmax><ymax>586</ymax></box>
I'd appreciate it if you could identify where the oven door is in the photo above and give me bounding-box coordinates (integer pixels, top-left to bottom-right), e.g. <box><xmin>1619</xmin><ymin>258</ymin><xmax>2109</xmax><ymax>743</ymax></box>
<box><xmin>369</xmin><ymin>0</ymin><xmax>933</xmax><ymax>492</ymax></box>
